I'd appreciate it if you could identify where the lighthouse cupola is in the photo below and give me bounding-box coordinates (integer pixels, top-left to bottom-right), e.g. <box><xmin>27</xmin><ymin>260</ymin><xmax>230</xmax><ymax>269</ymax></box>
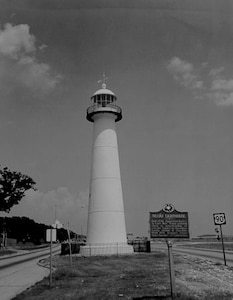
<box><xmin>86</xmin><ymin>82</ymin><xmax>122</xmax><ymax>122</ymax></box>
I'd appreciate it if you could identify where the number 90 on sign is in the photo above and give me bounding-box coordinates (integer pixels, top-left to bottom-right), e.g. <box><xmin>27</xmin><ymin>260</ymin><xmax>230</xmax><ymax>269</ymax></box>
<box><xmin>213</xmin><ymin>213</ymin><xmax>226</xmax><ymax>225</ymax></box>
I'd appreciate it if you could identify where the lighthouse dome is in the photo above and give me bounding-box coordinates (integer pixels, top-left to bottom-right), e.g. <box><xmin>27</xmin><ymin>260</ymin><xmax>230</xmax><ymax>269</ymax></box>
<box><xmin>93</xmin><ymin>88</ymin><xmax>115</xmax><ymax>97</ymax></box>
<box><xmin>92</xmin><ymin>84</ymin><xmax>116</xmax><ymax>97</ymax></box>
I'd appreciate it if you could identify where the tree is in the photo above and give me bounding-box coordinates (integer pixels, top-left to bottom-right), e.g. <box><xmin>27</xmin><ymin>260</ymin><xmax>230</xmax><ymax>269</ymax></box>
<box><xmin>0</xmin><ymin>166</ymin><xmax>36</xmax><ymax>213</ymax></box>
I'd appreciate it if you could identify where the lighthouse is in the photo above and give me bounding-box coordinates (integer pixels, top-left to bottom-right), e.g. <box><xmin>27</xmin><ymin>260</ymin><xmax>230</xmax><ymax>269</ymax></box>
<box><xmin>80</xmin><ymin>77</ymin><xmax>133</xmax><ymax>256</ymax></box>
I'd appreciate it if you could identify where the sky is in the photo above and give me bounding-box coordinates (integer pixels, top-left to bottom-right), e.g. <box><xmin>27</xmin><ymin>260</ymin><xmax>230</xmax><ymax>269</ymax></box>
<box><xmin>0</xmin><ymin>0</ymin><xmax>233</xmax><ymax>237</ymax></box>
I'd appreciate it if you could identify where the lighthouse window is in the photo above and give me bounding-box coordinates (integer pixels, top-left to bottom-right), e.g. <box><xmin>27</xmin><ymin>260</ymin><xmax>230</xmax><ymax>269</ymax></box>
<box><xmin>96</xmin><ymin>95</ymin><xmax>101</xmax><ymax>104</ymax></box>
<box><xmin>107</xmin><ymin>95</ymin><xmax>112</xmax><ymax>104</ymax></box>
<box><xmin>102</xmin><ymin>96</ymin><xmax>107</xmax><ymax>106</ymax></box>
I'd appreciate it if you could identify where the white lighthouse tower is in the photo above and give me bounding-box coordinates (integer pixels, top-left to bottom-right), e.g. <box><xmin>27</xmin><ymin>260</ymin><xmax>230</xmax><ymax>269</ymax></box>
<box><xmin>80</xmin><ymin>77</ymin><xmax>133</xmax><ymax>256</ymax></box>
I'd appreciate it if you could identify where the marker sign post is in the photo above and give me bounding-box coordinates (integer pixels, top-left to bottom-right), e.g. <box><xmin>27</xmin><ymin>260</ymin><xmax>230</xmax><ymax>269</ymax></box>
<box><xmin>213</xmin><ymin>213</ymin><xmax>227</xmax><ymax>266</ymax></box>
<box><xmin>150</xmin><ymin>204</ymin><xmax>189</xmax><ymax>299</ymax></box>
<box><xmin>46</xmin><ymin>228</ymin><xmax>57</xmax><ymax>286</ymax></box>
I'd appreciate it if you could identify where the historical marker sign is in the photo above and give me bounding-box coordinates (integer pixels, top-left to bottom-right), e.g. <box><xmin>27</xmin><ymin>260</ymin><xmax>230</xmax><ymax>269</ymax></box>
<box><xmin>150</xmin><ymin>204</ymin><xmax>189</xmax><ymax>239</ymax></box>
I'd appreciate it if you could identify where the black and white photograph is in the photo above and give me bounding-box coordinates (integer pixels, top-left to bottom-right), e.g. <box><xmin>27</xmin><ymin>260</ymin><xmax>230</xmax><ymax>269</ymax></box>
<box><xmin>0</xmin><ymin>1</ymin><xmax>233</xmax><ymax>299</ymax></box>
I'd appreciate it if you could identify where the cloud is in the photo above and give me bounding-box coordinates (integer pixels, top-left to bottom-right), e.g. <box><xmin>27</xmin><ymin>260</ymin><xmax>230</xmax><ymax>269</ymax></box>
<box><xmin>9</xmin><ymin>187</ymin><xmax>89</xmax><ymax>232</ymax></box>
<box><xmin>217</xmin><ymin>93</ymin><xmax>233</xmax><ymax>106</ymax></box>
<box><xmin>0</xmin><ymin>23</ymin><xmax>35</xmax><ymax>58</ymax></box>
<box><xmin>209</xmin><ymin>67</ymin><xmax>224</xmax><ymax>77</ymax></box>
<box><xmin>167</xmin><ymin>56</ymin><xmax>233</xmax><ymax>106</ymax></box>
<box><xmin>0</xmin><ymin>23</ymin><xmax>61</xmax><ymax>98</ymax></box>
<box><xmin>167</xmin><ymin>57</ymin><xmax>203</xmax><ymax>90</ymax></box>
<box><xmin>208</xmin><ymin>85</ymin><xmax>233</xmax><ymax>106</ymax></box>
<box><xmin>211</xmin><ymin>78</ymin><xmax>233</xmax><ymax>91</ymax></box>
<box><xmin>17</xmin><ymin>56</ymin><xmax>60</xmax><ymax>92</ymax></box>
<box><xmin>209</xmin><ymin>75</ymin><xmax>233</xmax><ymax>106</ymax></box>
<box><xmin>38</xmin><ymin>44</ymin><xmax>48</xmax><ymax>51</ymax></box>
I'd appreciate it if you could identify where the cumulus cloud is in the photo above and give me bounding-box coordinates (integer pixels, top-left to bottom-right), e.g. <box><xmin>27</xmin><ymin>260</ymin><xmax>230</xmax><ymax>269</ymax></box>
<box><xmin>211</xmin><ymin>78</ymin><xmax>233</xmax><ymax>91</ymax></box>
<box><xmin>9</xmin><ymin>187</ymin><xmax>89</xmax><ymax>232</ymax></box>
<box><xmin>167</xmin><ymin>56</ymin><xmax>233</xmax><ymax>106</ymax></box>
<box><xmin>167</xmin><ymin>57</ymin><xmax>203</xmax><ymax>90</ymax></box>
<box><xmin>208</xmin><ymin>79</ymin><xmax>233</xmax><ymax>106</ymax></box>
<box><xmin>17</xmin><ymin>56</ymin><xmax>60</xmax><ymax>92</ymax></box>
<box><xmin>208</xmin><ymin>71</ymin><xmax>233</xmax><ymax>105</ymax></box>
<box><xmin>206</xmin><ymin>90</ymin><xmax>233</xmax><ymax>106</ymax></box>
<box><xmin>0</xmin><ymin>23</ymin><xmax>61</xmax><ymax>97</ymax></box>
<box><xmin>0</xmin><ymin>23</ymin><xmax>35</xmax><ymax>58</ymax></box>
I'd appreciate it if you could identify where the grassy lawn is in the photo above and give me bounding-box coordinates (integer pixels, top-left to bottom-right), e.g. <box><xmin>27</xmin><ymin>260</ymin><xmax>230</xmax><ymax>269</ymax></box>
<box><xmin>12</xmin><ymin>251</ymin><xmax>233</xmax><ymax>300</ymax></box>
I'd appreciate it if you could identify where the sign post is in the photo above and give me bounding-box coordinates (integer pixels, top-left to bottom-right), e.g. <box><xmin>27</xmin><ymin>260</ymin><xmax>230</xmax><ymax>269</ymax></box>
<box><xmin>67</xmin><ymin>222</ymin><xmax>72</xmax><ymax>267</ymax></box>
<box><xmin>150</xmin><ymin>204</ymin><xmax>189</xmax><ymax>299</ymax></box>
<box><xmin>49</xmin><ymin>229</ymin><xmax>52</xmax><ymax>286</ymax></box>
<box><xmin>166</xmin><ymin>240</ymin><xmax>176</xmax><ymax>298</ymax></box>
<box><xmin>213</xmin><ymin>213</ymin><xmax>227</xmax><ymax>266</ymax></box>
<box><xmin>46</xmin><ymin>228</ymin><xmax>57</xmax><ymax>286</ymax></box>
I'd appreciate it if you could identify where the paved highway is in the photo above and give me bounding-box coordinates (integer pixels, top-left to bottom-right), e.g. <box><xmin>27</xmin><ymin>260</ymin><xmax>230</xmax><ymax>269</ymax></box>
<box><xmin>151</xmin><ymin>242</ymin><xmax>233</xmax><ymax>266</ymax></box>
<box><xmin>0</xmin><ymin>244</ymin><xmax>61</xmax><ymax>300</ymax></box>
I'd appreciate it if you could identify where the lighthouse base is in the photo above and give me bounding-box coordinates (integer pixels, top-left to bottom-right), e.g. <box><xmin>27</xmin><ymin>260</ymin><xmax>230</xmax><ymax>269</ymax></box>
<box><xmin>80</xmin><ymin>243</ymin><xmax>134</xmax><ymax>257</ymax></box>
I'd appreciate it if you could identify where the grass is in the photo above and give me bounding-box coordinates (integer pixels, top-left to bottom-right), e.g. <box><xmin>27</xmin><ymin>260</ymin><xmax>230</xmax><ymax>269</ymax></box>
<box><xmin>0</xmin><ymin>248</ymin><xmax>17</xmax><ymax>256</ymax></box>
<box><xmin>16</xmin><ymin>244</ymin><xmax>50</xmax><ymax>251</ymax></box>
<box><xmin>12</xmin><ymin>251</ymin><xmax>233</xmax><ymax>300</ymax></box>
<box><xmin>177</xmin><ymin>242</ymin><xmax>233</xmax><ymax>251</ymax></box>
<box><xmin>0</xmin><ymin>244</ymin><xmax>49</xmax><ymax>256</ymax></box>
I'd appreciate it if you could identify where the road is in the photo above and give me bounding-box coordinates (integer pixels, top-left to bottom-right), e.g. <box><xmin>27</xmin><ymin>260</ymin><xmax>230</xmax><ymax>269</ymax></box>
<box><xmin>151</xmin><ymin>242</ymin><xmax>233</xmax><ymax>266</ymax></box>
<box><xmin>0</xmin><ymin>244</ymin><xmax>61</xmax><ymax>300</ymax></box>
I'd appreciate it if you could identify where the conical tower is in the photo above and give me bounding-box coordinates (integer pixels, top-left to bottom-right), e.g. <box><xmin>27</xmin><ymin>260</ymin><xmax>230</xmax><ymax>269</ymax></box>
<box><xmin>80</xmin><ymin>78</ymin><xmax>133</xmax><ymax>256</ymax></box>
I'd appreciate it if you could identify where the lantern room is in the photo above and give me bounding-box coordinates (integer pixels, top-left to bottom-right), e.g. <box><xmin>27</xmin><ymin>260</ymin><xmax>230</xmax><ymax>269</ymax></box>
<box><xmin>86</xmin><ymin>83</ymin><xmax>122</xmax><ymax>122</ymax></box>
